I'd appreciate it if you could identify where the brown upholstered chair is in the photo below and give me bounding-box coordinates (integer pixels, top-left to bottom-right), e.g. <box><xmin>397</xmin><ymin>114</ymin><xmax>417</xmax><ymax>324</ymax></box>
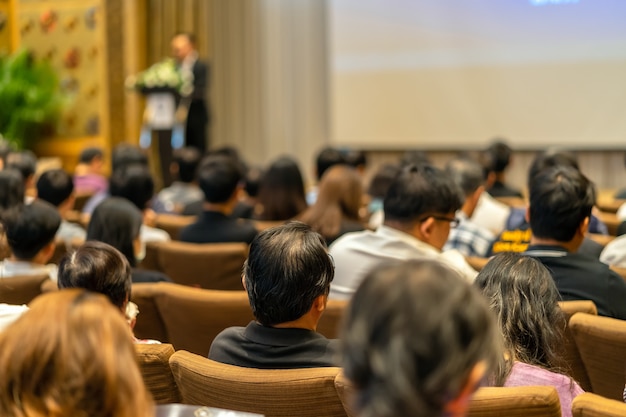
<box><xmin>132</xmin><ymin>283</ymin><xmax>169</xmax><ymax>343</ymax></box>
<box><xmin>572</xmin><ymin>392</ymin><xmax>626</xmax><ymax>417</ymax></box>
<box><xmin>151</xmin><ymin>241</ymin><xmax>248</xmax><ymax>290</ymax></box>
<box><xmin>135</xmin><ymin>343</ymin><xmax>180</xmax><ymax>404</ymax></box>
<box><xmin>466</xmin><ymin>256</ymin><xmax>491</xmax><ymax>272</ymax></box>
<box><xmin>155</xmin><ymin>214</ymin><xmax>196</xmax><ymax>240</ymax></box>
<box><xmin>252</xmin><ymin>220</ymin><xmax>285</xmax><ymax>232</ymax></box>
<box><xmin>588</xmin><ymin>233</ymin><xmax>615</xmax><ymax>248</ymax></box>
<box><xmin>49</xmin><ymin>237</ymin><xmax>84</xmax><ymax>265</ymax></box>
<box><xmin>335</xmin><ymin>372</ymin><xmax>561</xmax><ymax>417</ymax></box>
<box><xmin>169</xmin><ymin>350</ymin><xmax>347</xmax><ymax>417</ymax></box>
<box><xmin>468</xmin><ymin>386</ymin><xmax>561</xmax><ymax>417</ymax></box>
<box><xmin>317</xmin><ymin>299</ymin><xmax>348</xmax><ymax>339</ymax></box>
<box><xmin>73</xmin><ymin>192</ymin><xmax>95</xmax><ymax>212</ymax></box>
<box><xmin>570</xmin><ymin>312</ymin><xmax>626</xmax><ymax>400</ymax></box>
<box><xmin>557</xmin><ymin>300</ymin><xmax>598</xmax><ymax>392</ymax></box>
<box><xmin>494</xmin><ymin>196</ymin><xmax>526</xmax><ymax>208</ymax></box>
<box><xmin>154</xmin><ymin>283</ymin><xmax>253</xmax><ymax>355</ymax></box>
<box><xmin>0</xmin><ymin>274</ymin><xmax>54</xmax><ymax>305</ymax></box>
<box><xmin>596</xmin><ymin>211</ymin><xmax>621</xmax><ymax>236</ymax></box>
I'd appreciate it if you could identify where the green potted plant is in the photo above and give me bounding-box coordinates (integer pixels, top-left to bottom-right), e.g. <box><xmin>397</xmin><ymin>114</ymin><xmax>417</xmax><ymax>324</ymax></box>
<box><xmin>0</xmin><ymin>49</ymin><xmax>64</xmax><ymax>149</ymax></box>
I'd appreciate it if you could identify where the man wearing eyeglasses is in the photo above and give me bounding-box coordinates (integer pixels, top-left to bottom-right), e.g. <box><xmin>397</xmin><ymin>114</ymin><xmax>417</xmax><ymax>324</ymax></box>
<box><xmin>329</xmin><ymin>164</ymin><xmax>478</xmax><ymax>301</ymax></box>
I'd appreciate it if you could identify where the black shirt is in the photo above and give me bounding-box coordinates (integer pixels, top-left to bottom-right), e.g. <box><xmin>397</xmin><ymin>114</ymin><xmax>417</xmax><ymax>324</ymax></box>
<box><xmin>179</xmin><ymin>210</ymin><xmax>258</xmax><ymax>244</ymax></box>
<box><xmin>487</xmin><ymin>181</ymin><xmax>523</xmax><ymax>198</ymax></box>
<box><xmin>208</xmin><ymin>321</ymin><xmax>339</xmax><ymax>369</ymax></box>
<box><xmin>525</xmin><ymin>244</ymin><xmax>626</xmax><ymax>320</ymax></box>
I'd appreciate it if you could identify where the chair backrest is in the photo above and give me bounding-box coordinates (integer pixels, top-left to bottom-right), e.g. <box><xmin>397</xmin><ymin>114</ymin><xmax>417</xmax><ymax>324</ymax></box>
<box><xmin>155</xmin><ymin>214</ymin><xmax>196</xmax><ymax>240</ymax></box>
<box><xmin>596</xmin><ymin>211</ymin><xmax>621</xmax><ymax>236</ymax></box>
<box><xmin>154</xmin><ymin>282</ymin><xmax>253</xmax><ymax>355</ymax></box>
<box><xmin>557</xmin><ymin>300</ymin><xmax>598</xmax><ymax>392</ymax></box>
<box><xmin>466</xmin><ymin>256</ymin><xmax>490</xmax><ymax>272</ymax></box>
<box><xmin>587</xmin><ymin>233</ymin><xmax>615</xmax><ymax>248</ymax></box>
<box><xmin>0</xmin><ymin>274</ymin><xmax>53</xmax><ymax>305</ymax></box>
<box><xmin>49</xmin><ymin>237</ymin><xmax>84</xmax><ymax>265</ymax></box>
<box><xmin>132</xmin><ymin>283</ymin><xmax>169</xmax><ymax>343</ymax></box>
<box><xmin>169</xmin><ymin>350</ymin><xmax>347</xmax><ymax>417</ymax></box>
<box><xmin>317</xmin><ymin>299</ymin><xmax>348</xmax><ymax>339</ymax></box>
<box><xmin>334</xmin><ymin>373</ymin><xmax>561</xmax><ymax>417</ymax></box>
<box><xmin>135</xmin><ymin>343</ymin><xmax>180</xmax><ymax>404</ymax></box>
<box><xmin>154</xmin><ymin>241</ymin><xmax>248</xmax><ymax>290</ymax></box>
<box><xmin>468</xmin><ymin>386</ymin><xmax>561</xmax><ymax>417</ymax></box>
<box><xmin>572</xmin><ymin>392</ymin><xmax>626</xmax><ymax>417</ymax></box>
<box><xmin>570</xmin><ymin>312</ymin><xmax>626</xmax><ymax>400</ymax></box>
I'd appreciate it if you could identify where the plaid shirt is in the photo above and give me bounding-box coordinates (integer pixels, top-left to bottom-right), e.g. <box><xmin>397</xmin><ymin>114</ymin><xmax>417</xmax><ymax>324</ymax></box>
<box><xmin>444</xmin><ymin>211</ymin><xmax>495</xmax><ymax>258</ymax></box>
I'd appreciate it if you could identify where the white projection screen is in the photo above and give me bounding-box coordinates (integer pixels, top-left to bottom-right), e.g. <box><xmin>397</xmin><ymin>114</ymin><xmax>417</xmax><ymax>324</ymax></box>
<box><xmin>329</xmin><ymin>0</ymin><xmax>626</xmax><ymax>150</ymax></box>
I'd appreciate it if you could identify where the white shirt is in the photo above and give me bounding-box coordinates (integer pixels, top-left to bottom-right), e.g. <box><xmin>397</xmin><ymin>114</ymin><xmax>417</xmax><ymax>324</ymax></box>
<box><xmin>600</xmin><ymin>234</ymin><xmax>626</xmax><ymax>267</ymax></box>
<box><xmin>0</xmin><ymin>304</ymin><xmax>28</xmax><ymax>332</ymax></box>
<box><xmin>140</xmin><ymin>225</ymin><xmax>171</xmax><ymax>243</ymax></box>
<box><xmin>0</xmin><ymin>260</ymin><xmax>58</xmax><ymax>282</ymax></box>
<box><xmin>329</xmin><ymin>225</ymin><xmax>477</xmax><ymax>300</ymax></box>
<box><xmin>471</xmin><ymin>193</ymin><xmax>511</xmax><ymax>236</ymax></box>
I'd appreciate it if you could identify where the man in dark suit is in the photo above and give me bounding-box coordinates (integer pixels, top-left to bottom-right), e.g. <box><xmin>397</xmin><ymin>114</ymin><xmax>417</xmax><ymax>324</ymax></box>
<box><xmin>171</xmin><ymin>32</ymin><xmax>209</xmax><ymax>154</ymax></box>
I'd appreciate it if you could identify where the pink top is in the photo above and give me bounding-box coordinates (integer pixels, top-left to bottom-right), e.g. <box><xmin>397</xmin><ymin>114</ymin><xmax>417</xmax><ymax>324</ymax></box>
<box><xmin>504</xmin><ymin>361</ymin><xmax>584</xmax><ymax>417</ymax></box>
<box><xmin>73</xmin><ymin>174</ymin><xmax>108</xmax><ymax>194</ymax></box>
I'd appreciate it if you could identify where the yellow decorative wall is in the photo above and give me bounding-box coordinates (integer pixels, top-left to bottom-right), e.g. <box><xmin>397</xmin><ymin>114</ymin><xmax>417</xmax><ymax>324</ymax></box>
<box><xmin>0</xmin><ymin>0</ymin><xmax>10</xmax><ymax>53</ymax></box>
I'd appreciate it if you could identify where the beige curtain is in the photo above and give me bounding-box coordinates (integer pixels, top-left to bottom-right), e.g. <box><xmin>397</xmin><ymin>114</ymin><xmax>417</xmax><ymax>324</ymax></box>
<box><xmin>211</xmin><ymin>0</ymin><xmax>329</xmax><ymax>178</ymax></box>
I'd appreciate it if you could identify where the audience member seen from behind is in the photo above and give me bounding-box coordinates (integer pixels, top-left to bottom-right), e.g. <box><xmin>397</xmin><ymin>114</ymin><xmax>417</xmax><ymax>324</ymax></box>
<box><xmin>484</xmin><ymin>140</ymin><xmax>523</xmax><ymax>198</ymax></box>
<box><xmin>180</xmin><ymin>155</ymin><xmax>258</xmax><ymax>244</ymax></box>
<box><xmin>490</xmin><ymin>150</ymin><xmax>605</xmax><ymax>258</ymax></box>
<box><xmin>443</xmin><ymin>158</ymin><xmax>495</xmax><ymax>257</ymax></box>
<box><xmin>57</xmin><ymin>240</ymin><xmax>159</xmax><ymax>342</ymax></box>
<box><xmin>0</xmin><ymin>290</ymin><xmax>154</xmax><ymax>417</ymax></box>
<box><xmin>87</xmin><ymin>198</ymin><xmax>171</xmax><ymax>283</ymax></box>
<box><xmin>366</xmin><ymin>163</ymin><xmax>401</xmax><ymax>229</ymax></box>
<box><xmin>307</xmin><ymin>147</ymin><xmax>345</xmax><ymax>205</ymax></box>
<box><xmin>5</xmin><ymin>150</ymin><xmax>36</xmax><ymax>201</ymax></box>
<box><xmin>0</xmin><ymin>200</ymin><xmax>60</xmax><ymax>281</ymax></box>
<box><xmin>0</xmin><ymin>169</ymin><xmax>24</xmax><ymax>219</ymax></box>
<box><xmin>73</xmin><ymin>146</ymin><xmax>107</xmax><ymax>194</ymax></box>
<box><xmin>525</xmin><ymin>166</ymin><xmax>626</xmax><ymax>319</ymax></box>
<box><xmin>231</xmin><ymin>165</ymin><xmax>264</xmax><ymax>219</ymax></box>
<box><xmin>109</xmin><ymin>163</ymin><xmax>170</xmax><ymax>243</ymax></box>
<box><xmin>330</xmin><ymin>164</ymin><xmax>478</xmax><ymax>301</ymax></box>
<box><xmin>152</xmin><ymin>146</ymin><xmax>204</xmax><ymax>214</ymax></box>
<box><xmin>209</xmin><ymin>222</ymin><xmax>338</xmax><ymax>368</ymax></box>
<box><xmin>36</xmin><ymin>169</ymin><xmax>86</xmax><ymax>243</ymax></box>
<box><xmin>82</xmin><ymin>143</ymin><xmax>149</xmax><ymax>214</ymax></box>
<box><xmin>298</xmin><ymin>165</ymin><xmax>365</xmax><ymax>245</ymax></box>
<box><xmin>475</xmin><ymin>253</ymin><xmax>583</xmax><ymax>417</ymax></box>
<box><xmin>341</xmin><ymin>260</ymin><xmax>501</xmax><ymax>417</ymax></box>
<box><xmin>256</xmin><ymin>156</ymin><xmax>307</xmax><ymax>221</ymax></box>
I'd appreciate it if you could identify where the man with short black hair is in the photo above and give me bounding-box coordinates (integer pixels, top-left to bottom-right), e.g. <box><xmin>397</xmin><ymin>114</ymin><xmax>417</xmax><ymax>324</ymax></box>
<box><xmin>485</xmin><ymin>140</ymin><xmax>523</xmax><ymax>198</ymax></box>
<box><xmin>5</xmin><ymin>150</ymin><xmax>37</xmax><ymax>200</ymax></box>
<box><xmin>0</xmin><ymin>200</ymin><xmax>60</xmax><ymax>280</ymax></box>
<box><xmin>180</xmin><ymin>155</ymin><xmax>257</xmax><ymax>244</ymax></box>
<box><xmin>525</xmin><ymin>166</ymin><xmax>626</xmax><ymax>320</ymax></box>
<box><xmin>36</xmin><ymin>169</ymin><xmax>86</xmax><ymax>242</ymax></box>
<box><xmin>330</xmin><ymin>164</ymin><xmax>477</xmax><ymax>300</ymax></box>
<box><xmin>209</xmin><ymin>222</ymin><xmax>338</xmax><ymax>368</ymax></box>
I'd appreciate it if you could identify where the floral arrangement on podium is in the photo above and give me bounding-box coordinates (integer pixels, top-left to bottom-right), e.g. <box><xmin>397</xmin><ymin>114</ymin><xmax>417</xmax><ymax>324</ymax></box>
<box><xmin>126</xmin><ymin>58</ymin><xmax>192</xmax><ymax>96</ymax></box>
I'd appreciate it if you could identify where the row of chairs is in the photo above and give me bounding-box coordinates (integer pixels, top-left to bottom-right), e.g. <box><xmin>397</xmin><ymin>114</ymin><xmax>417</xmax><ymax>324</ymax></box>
<box><xmin>137</xmin><ymin>345</ymin><xmax>626</xmax><ymax>417</ymax></box>
<box><xmin>2</xmin><ymin>276</ymin><xmax>625</xmax><ymax>401</ymax></box>
<box><xmin>132</xmin><ymin>282</ymin><xmax>346</xmax><ymax>355</ymax></box>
